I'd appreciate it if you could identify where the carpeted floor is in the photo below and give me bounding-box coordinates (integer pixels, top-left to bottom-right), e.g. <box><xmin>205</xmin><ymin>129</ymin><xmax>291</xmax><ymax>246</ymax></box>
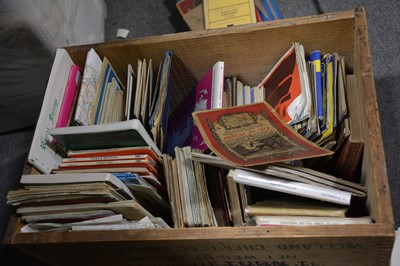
<box><xmin>1</xmin><ymin>1</ymin><xmax>399</xmax><ymax>264</ymax></box>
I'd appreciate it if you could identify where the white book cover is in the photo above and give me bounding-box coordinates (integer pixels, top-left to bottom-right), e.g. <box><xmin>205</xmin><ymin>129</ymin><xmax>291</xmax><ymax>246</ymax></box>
<box><xmin>27</xmin><ymin>49</ymin><xmax>74</xmax><ymax>174</ymax></box>
<box><xmin>232</xmin><ymin>169</ymin><xmax>352</xmax><ymax>205</ymax></box>
<box><xmin>74</xmin><ymin>48</ymin><xmax>102</xmax><ymax>126</ymax></box>
<box><xmin>254</xmin><ymin>216</ymin><xmax>372</xmax><ymax>226</ymax></box>
<box><xmin>211</xmin><ymin>61</ymin><xmax>224</xmax><ymax>108</ymax></box>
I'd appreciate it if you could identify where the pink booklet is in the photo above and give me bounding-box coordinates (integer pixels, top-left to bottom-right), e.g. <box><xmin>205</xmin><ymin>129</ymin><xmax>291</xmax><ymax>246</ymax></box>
<box><xmin>56</xmin><ymin>64</ymin><xmax>81</xmax><ymax>128</ymax></box>
<box><xmin>190</xmin><ymin>61</ymin><xmax>224</xmax><ymax>150</ymax></box>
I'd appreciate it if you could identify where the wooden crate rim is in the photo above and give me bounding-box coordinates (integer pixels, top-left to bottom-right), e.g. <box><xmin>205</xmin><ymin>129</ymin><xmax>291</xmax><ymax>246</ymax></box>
<box><xmin>66</xmin><ymin>9</ymin><xmax>357</xmax><ymax>52</ymax></box>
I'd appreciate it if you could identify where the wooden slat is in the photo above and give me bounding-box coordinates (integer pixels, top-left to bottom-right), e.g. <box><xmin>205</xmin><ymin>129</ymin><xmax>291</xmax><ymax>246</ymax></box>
<box><xmin>353</xmin><ymin>7</ymin><xmax>394</xmax><ymax>225</ymax></box>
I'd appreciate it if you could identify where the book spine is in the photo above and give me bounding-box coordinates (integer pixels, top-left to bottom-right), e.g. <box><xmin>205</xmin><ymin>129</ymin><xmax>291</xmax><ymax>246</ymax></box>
<box><xmin>56</xmin><ymin>65</ymin><xmax>81</xmax><ymax>128</ymax></box>
<box><xmin>74</xmin><ymin>49</ymin><xmax>102</xmax><ymax>126</ymax></box>
<box><xmin>254</xmin><ymin>216</ymin><xmax>372</xmax><ymax>226</ymax></box>
<box><xmin>233</xmin><ymin>169</ymin><xmax>351</xmax><ymax>205</ymax></box>
<box><xmin>62</xmin><ymin>154</ymin><xmax>152</xmax><ymax>163</ymax></box>
<box><xmin>334</xmin><ymin>140</ymin><xmax>364</xmax><ymax>180</ymax></box>
<box><xmin>310</xmin><ymin>50</ymin><xmax>323</xmax><ymax>125</ymax></box>
<box><xmin>211</xmin><ymin>61</ymin><xmax>224</xmax><ymax>108</ymax></box>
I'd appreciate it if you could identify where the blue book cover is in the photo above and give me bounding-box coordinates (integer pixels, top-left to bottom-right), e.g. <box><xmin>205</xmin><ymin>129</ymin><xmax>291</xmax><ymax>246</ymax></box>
<box><xmin>93</xmin><ymin>57</ymin><xmax>124</xmax><ymax>125</ymax></box>
<box><xmin>260</xmin><ymin>0</ymin><xmax>283</xmax><ymax>20</ymax></box>
<box><xmin>309</xmin><ymin>50</ymin><xmax>323</xmax><ymax>127</ymax></box>
<box><xmin>320</xmin><ymin>56</ymin><xmax>328</xmax><ymax>133</ymax></box>
<box><xmin>149</xmin><ymin>50</ymin><xmax>197</xmax><ymax>156</ymax></box>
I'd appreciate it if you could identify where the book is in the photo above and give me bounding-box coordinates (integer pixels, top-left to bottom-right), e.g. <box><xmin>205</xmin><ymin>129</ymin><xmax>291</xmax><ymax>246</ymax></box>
<box><xmin>70</xmin><ymin>216</ymin><xmax>170</xmax><ymax>231</ymax></box>
<box><xmin>67</xmin><ymin>146</ymin><xmax>161</xmax><ymax>163</ymax></box>
<box><xmin>245</xmin><ymin>196</ymin><xmax>348</xmax><ymax>217</ymax></box>
<box><xmin>53</xmin><ymin>167</ymin><xmax>153</xmax><ymax>176</ymax></box>
<box><xmin>162</xmin><ymin>153</ymin><xmax>185</xmax><ymax>228</ymax></box>
<box><xmin>258</xmin><ymin>43</ymin><xmax>311</xmax><ymax>125</ymax></box>
<box><xmin>334</xmin><ymin>74</ymin><xmax>364</xmax><ymax>180</ymax></box>
<box><xmin>61</xmin><ymin>154</ymin><xmax>158</xmax><ymax>164</ymax></box>
<box><xmin>16</xmin><ymin>200</ymin><xmax>154</xmax><ymax>221</ymax></box>
<box><xmin>316</xmin><ymin>54</ymin><xmax>338</xmax><ymax>145</ymax></box>
<box><xmin>253</xmin><ymin>216</ymin><xmax>372</xmax><ymax>226</ymax></box>
<box><xmin>50</xmin><ymin>119</ymin><xmax>161</xmax><ymax>156</ymax></box>
<box><xmin>226</xmin><ymin>169</ymin><xmax>245</xmax><ymax>226</ymax></box>
<box><xmin>125</xmin><ymin>64</ymin><xmax>137</xmax><ymax>120</ymax></box>
<box><xmin>203</xmin><ymin>0</ymin><xmax>257</xmax><ymax>29</ymax></box>
<box><xmin>140</xmin><ymin>59</ymin><xmax>153</xmax><ymax>126</ymax></box>
<box><xmin>20</xmin><ymin>214</ymin><xmax>126</xmax><ymax>233</ymax></box>
<box><xmin>7</xmin><ymin>183</ymin><xmax>129</xmax><ymax>207</ymax></box>
<box><xmin>164</xmin><ymin>147</ymin><xmax>217</xmax><ymax>227</ymax></box>
<box><xmin>192</xmin><ymin>102</ymin><xmax>332</xmax><ymax>167</ymax></box>
<box><xmin>19</xmin><ymin>172</ymin><xmax>134</xmax><ymax>199</ymax></box>
<box><xmin>74</xmin><ymin>48</ymin><xmax>103</xmax><ymax>126</ymax></box>
<box><xmin>56</xmin><ymin>64</ymin><xmax>81</xmax><ymax>128</ymax></box>
<box><xmin>148</xmin><ymin>50</ymin><xmax>197</xmax><ymax>155</ymax></box>
<box><xmin>27</xmin><ymin>48</ymin><xmax>75</xmax><ymax>174</ymax></box>
<box><xmin>57</xmin><ymin>158</ymin><xmax>160</xmax><ymax>177</ymax></box>
<box><xmin>309</xmin><ymin>50</ymin><xmax>323</xmax><ymax>128</ymax></box>
<box><xmin>133</xmin><ymin>59</ymin><xmax>145</xmax><ymax>120</ymax></box>
<box><xmin>90</xmin><ymin>57</ymin><xmax>125</xmax><ymax>125</ymax></box>
<box><xmin>254</xmin><ymin>0</ymin><xmax>283</xmax><ymax>22</ymax></box>
<box><xmin>21</xmin><ymin>209</ymin><xmax>116</xmax><ymax>223</ymax></box>
<box><xmin>190</xmin><ymin>152</ymin><xmax>366</xmax><ymax>197</ymax></box>
<box><xmin>190</xmin><ymin>61</ymin><xmax>224</xmax><ymax>150</ymax></box>
<box><xmin>231</xmin><ymin>169</ymin><xmax>352</xmax><ymax>205</ymax></box>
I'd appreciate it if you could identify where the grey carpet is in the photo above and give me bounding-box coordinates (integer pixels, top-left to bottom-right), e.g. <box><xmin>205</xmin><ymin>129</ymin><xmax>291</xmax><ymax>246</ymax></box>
<box><xmin>1</xmin><ymin>0</ymin><xmax>398</xmax><ymax>264</ymax></box>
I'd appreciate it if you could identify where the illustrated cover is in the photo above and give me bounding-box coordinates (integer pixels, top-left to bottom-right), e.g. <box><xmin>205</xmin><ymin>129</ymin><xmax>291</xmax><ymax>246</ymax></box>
<box><xmin>258</xmin><ymin>43</ymin><xmax>310</xmax><ymax>125</ymax></box>
<box><xmin>192</xmin><ymin>102</ymin><xmax>333</xmax><ymax>166</ymax></box>
<box><xmin>74</xmin><ymin>48</ymin><xmax>102</xmax><ymax>126</ymax></box>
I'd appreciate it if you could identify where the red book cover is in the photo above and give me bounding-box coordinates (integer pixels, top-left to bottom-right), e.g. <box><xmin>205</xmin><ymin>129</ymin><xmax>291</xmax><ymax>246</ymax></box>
<box><xmin>67</xmin><ymin>146</ymin><xmax>161</xmax><ymax>164</ymax></box>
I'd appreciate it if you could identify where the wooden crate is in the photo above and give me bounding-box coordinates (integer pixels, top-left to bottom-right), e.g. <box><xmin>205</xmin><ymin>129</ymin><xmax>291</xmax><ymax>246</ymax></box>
<box><xmin>3</xmin><ymin>8</ymin><xmax>394</xmax><ymax>266</ymax></box>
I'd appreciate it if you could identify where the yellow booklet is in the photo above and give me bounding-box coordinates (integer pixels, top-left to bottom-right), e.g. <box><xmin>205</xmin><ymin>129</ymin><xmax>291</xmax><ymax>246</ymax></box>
<box><xmin>204</xmin><ymin>0</ymin><xmax>257</xmax><ymax>29</ymax></box>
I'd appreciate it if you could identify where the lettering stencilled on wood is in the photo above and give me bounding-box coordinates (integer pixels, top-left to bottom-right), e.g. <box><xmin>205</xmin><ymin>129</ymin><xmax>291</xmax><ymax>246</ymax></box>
<box><xmin>277</xmin><ymin>242</ymin><xmax>363</xmax><ymax>250</ymax></box>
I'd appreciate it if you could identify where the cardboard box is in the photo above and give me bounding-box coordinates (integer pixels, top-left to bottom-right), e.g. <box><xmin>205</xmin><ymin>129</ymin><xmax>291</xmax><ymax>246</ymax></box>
<box><xmin>4</xmin><ymin>8</ymin><xmax>394</xmax><ymax>266</ymax></box>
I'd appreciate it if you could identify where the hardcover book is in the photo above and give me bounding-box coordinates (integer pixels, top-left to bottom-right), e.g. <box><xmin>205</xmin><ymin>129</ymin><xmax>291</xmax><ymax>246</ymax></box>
<box><xmin>27</xmin><ymin>49</ymin><xmax>74</xmax><ymax>174</ymax></box>
<box><xmin>51</xmin><ymin>119</ymin><xmax>161</xmax><ymax>156</ymax></box>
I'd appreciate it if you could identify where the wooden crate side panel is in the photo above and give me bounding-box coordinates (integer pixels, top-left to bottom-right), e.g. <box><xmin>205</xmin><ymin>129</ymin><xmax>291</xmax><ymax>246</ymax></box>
<box><xmin>10</xmin><ymin>233</ymin><xmax>393</xmax><ymax>266</ymax></box>
<box><xmin>6</xmin><ymin>215</ymin><xmax>394</xmax><ymax>266</ymax></box>
<box><xmin>66</xmin><ymin>12</ymin><xmax>355</xmax><ymax>90</ymax></box>
<box><xmin>352</xmin><ymin>8</ymin><xmax>394</xmax><ymax>225</ymax></box>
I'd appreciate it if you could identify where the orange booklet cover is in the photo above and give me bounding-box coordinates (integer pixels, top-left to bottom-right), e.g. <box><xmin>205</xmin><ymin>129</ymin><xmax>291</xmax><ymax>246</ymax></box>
<box><xmin>67</xmin><ymin>146</ymin><xmax>161</xmax><ymax>164</ymax></box>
